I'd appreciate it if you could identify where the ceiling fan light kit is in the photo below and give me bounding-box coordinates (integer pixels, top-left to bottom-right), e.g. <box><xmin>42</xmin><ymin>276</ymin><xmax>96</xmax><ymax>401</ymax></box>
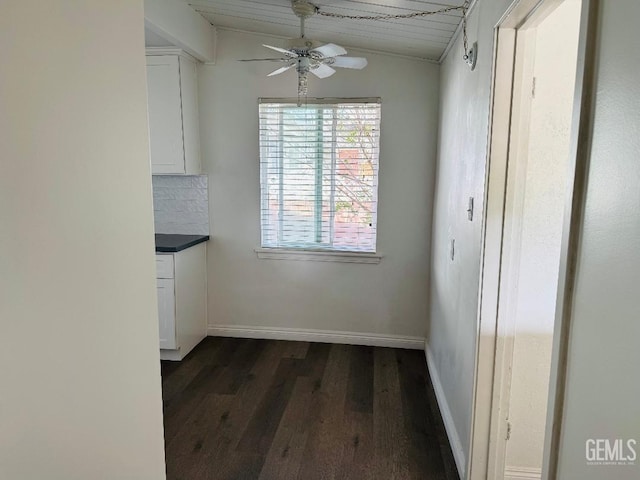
<box><xmin>238</xmin><ymin>1</ymin><xmax>474</xmax><ymax>102</ymax></box>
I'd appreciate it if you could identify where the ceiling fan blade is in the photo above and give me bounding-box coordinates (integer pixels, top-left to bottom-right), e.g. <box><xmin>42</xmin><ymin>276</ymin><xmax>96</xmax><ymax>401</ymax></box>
<box><xmin>310</xmin><ymin>43</ymin><xmax>347</xmax><ymax>58</ymax></box>
<box><xmin>263</xmin><ymin>44</ymin><xmax>297</xmax><ymax>57</ymax></box>
<box><xmin>238</xmin><ymin>58</ymin><xmax>290</xmax><ymax>62</ymax></box>
<box><xmin>311</xmin><ymin>64</ymin><xmax>336</xmax><ymax>79</ymax></box>
<box><xmin>331</xmin><ymin>56</ymin><xmax>368</xmax><ymax>69</ymax></box>
<box><xmin>268</xmin><ymin>64</ymin><xmax>295</xmax><ymax>76</ymax></box>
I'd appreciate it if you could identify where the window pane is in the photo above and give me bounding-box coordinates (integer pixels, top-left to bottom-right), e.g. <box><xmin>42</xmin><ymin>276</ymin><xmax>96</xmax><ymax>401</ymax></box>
<box><xmin>281</xmin><ymin>107</ymin><xmax>319</xmax><ymax>246</ymax></box>
<box><xmin>259</xmin><ymin>101</ymin><xmax>380</xmax><ymax>253</ymax></box>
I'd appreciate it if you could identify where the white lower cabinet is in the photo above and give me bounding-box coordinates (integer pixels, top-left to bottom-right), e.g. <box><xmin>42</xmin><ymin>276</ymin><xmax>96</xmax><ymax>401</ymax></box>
<box><xmin>155</xmin><ymin>243</ymin><xmax>207</xmax><ymax>361</ymax></box>
<box><xmin>156</xmin><ymin>279</ymin><xmax>176</xmax><ymax>350</ymax></box>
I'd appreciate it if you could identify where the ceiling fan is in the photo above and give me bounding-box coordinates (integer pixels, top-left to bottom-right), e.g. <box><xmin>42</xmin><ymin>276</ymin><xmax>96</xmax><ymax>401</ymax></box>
<box><xmin>239</xmin><ymin>0</ymin><xmax>368</xmax><ymax>98</ymax></box>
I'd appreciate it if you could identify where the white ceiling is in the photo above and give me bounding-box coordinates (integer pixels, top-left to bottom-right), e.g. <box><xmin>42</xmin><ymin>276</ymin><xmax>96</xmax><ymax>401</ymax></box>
<box><xmin>185</xmin><ymin>0</ymin><xmax>465</xmax><ymax>61</ymax></box>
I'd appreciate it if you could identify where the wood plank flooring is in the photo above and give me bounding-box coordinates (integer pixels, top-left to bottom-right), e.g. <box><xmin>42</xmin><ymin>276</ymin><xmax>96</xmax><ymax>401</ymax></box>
<box><xmin>161</xmin><ymin>337</ymin><xmax>459</xmax><ymax>480</ymax></box>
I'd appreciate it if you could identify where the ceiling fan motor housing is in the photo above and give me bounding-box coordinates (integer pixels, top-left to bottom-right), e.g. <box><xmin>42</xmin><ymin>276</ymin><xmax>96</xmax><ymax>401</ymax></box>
<box><xmin>286</xmin><ymin>38</ymin><xmax>320</xmax><ymax>52</ymax></box>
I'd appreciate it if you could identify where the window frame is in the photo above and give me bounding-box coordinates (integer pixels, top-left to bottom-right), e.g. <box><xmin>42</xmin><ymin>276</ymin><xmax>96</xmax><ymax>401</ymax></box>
<box><xmin>257</xmin><ymin>97</ymin><xmax>383</xmax><ymax>262</ymax></box>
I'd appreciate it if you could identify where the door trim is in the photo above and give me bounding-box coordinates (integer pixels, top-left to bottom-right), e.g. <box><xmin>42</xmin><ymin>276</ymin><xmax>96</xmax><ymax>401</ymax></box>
<box><xmin>540</xmin><ymin>0</ymin><xmax>599</xmax><ymax>477</ymax></box>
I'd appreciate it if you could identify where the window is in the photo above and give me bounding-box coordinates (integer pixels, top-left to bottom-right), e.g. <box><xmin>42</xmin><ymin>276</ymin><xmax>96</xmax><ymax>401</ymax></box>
<box><xmin>259</xmin><ymin>99</ymin><xmax>381</xmax><ymax>254</ymax></box>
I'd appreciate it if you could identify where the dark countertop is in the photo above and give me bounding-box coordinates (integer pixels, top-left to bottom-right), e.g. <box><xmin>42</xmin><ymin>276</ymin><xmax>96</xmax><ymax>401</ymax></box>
<box><xmin>155</xmin><ymin>234</ymin><xmax>209</xmax><ymax>253</ymax></box>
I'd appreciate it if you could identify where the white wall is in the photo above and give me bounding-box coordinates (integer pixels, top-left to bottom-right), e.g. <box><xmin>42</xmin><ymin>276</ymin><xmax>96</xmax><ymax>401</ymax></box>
<box><xmin>427</xmin><ymin>0</ymin><xmax>513</xmax><ymax>472</ymax></box>
<box><xmin>505</xmin><ymin>1</ymin><xmax>581</xmax><ymax>473</ymax></box>
<box><xmin>198</xmin><ymin>29</ymin><xmax>439</xmax><ymax>341</ymax></box>
<box><xmin>0</xmin><ymin>2</ymin><xmax>166</xmax><ymax>479</ymax></box>
<box><xmin>556</xmin><ymin>0</ymin><xmax>640</xmax><ymax>478</ymax></box>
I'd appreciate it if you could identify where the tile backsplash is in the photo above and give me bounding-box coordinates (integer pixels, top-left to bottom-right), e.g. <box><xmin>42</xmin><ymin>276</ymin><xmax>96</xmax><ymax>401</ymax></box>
<box><xmin>152</xmin><ymin>175</ymin><xmax>209</xmax><ymax>235</ymax></box>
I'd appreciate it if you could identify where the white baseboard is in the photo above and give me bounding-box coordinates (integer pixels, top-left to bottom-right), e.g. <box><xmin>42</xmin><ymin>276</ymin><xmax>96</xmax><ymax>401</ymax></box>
<box><xmin>504</xmin><ymin>466</ymin><xmax>542</xmax><ymax>479</ymax></box>
<box><xmin>425</xmin><ymin>343</ymin><xmax>466</xmax><ymax>479</ymax></box>
<box><xmin>207</xmin><ymin>324</ymin><xmax>425</xmax><ymax>350</ymax></box>
<box><xmin>160</xmin><ymin>348</ymin><xmax>183</xmax><ymax>361</ymax></box>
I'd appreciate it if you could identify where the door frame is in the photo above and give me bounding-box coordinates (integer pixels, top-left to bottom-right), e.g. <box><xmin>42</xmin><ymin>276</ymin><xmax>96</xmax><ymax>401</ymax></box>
<box><xmin>467</xmin><ymin>0</ymin><xmax>599</xmax><ymax>479</ymax></box>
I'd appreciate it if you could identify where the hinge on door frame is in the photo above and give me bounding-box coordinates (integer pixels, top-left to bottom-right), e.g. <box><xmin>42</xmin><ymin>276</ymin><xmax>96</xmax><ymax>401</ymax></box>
<box><xmin>531</xmin><ymin>77</ymin><xmax>537</xmax><ymax>99</ymax></box>
<box><xmin>506</xmin><ymin>421</ymin><xmax>512</xmax><ymax>441</ymax></box>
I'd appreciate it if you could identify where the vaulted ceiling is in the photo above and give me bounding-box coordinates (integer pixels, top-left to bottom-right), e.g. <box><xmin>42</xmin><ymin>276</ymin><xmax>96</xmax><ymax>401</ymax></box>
<box><xmin>185</xmin><ymin>0</ymin><xmax>466</xmax><ymax>61</ymax></box>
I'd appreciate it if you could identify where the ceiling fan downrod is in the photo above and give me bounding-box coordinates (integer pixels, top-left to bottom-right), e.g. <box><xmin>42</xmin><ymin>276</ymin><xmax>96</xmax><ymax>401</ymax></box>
<box><xmin>292</xmin><ymin>0</ymin><xmax>317</xmax><ymax>38</ymax></box>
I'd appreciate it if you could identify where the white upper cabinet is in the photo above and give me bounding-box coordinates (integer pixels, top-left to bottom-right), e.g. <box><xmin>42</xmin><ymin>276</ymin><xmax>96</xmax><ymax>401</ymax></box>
<box><xmin>146</xmin><ymin>49</ymin><xmax>201</xmax><ymax>174</ymax></box>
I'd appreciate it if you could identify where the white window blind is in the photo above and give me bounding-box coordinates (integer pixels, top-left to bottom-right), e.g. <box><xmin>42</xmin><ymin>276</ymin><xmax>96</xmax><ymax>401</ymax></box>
<box><xmin>259</xmin><ymin>99</ymin><xmax>381</xmax><ymax>253</ymax></box>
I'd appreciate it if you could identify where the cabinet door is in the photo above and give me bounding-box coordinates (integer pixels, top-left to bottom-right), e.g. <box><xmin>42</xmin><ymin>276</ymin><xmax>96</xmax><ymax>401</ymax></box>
<box><xmin>157</xmin><ymin>278</ymin><xmax>177</xmax><ymax>349</ymax></box>
<box><xmin>146</xmin><ymin>56</ymin><xmax>185</xmax><ymax>174</ymax></box>
<box><xmin>178</xmin><ymin>56</ymin><xmax>201</xmax><ymax>174</ymax></box>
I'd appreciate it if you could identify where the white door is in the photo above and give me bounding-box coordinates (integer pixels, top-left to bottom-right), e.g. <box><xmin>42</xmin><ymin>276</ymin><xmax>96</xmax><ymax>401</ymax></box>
<box><xmin>146</xmin><ymin>56</ymin><xmax>185</xmax><ymax>174</ymax></box>
<box><xmin>156</xmin><ymin>279</ymin><xmax>177</xmax><ymax>349</ymax></box>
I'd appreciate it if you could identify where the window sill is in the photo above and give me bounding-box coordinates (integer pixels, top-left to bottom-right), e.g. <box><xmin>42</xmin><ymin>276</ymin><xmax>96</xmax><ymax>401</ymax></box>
<box><xmin>254</xmin><ymin>248</ymin><xmax>382</xmax><ymax>264</ymax></box>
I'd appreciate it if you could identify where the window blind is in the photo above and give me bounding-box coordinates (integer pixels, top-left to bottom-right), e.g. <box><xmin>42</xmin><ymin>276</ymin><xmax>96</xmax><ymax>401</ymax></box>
<box><xmin>259</xmin><ymin>99</ymin><xmax>381</xmax><ymax>253</ymax></box>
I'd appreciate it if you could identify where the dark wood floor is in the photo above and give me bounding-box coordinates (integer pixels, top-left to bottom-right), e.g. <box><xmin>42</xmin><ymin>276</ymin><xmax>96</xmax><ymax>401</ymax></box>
<box><xmin>161</xmin><ymin>337</ymin><xmax>459</xmax><ymax>480</ymax></box>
